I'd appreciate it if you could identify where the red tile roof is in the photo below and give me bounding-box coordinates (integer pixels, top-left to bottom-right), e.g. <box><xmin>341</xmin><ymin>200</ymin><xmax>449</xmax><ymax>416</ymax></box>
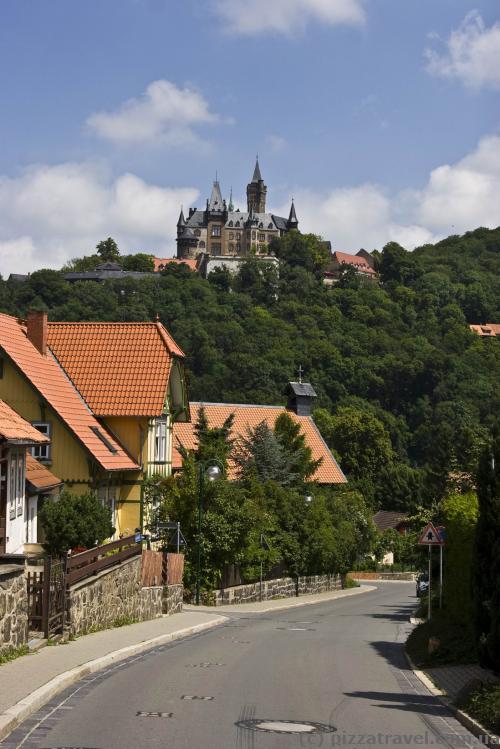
<box><xmin>0</xmin><ymin>400</ymin><xmax>49</xmax><ymax>444</ymax></box>
<box><xmin>47</xmin><ymin>322</ymin><xmax>184</xmax><ymax>417</ymax></box>
<box><xmin>26</xmin><ymin>453</ymin><xmax>62</xmax><ymax>492</ymax></box>
<box><xmin>0</xmin><ymin>314</ymin><xmax>139</xmax><ymax>472</ymax></box>
<box><xmin>173</xmin><ymin>402</ymin><xmax>347</xmax><ymax>484</ymax></box>
<box><xmin>153</xmin><ymin>257</ymin><xmax>198</xmax><ymax>272</ymax></box>
<box><xmin>333</xmin><ymin>251</ymin><xmax>377</xmax><ymax>275</ymax></box>
<box><xmin>470</xmin><ymin>324</ymin><xmax>500</xmax><ymax>337</ymax></box>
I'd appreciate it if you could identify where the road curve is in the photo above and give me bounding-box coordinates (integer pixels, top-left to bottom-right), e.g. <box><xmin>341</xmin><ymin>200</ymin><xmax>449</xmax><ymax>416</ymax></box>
<box><xmin>1</xmin><ymin>582</ymin><xmax>480</xmax><ymax>749</ymax></box>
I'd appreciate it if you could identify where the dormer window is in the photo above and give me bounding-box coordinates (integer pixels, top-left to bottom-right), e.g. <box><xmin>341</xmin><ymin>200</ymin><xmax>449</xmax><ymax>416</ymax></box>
<box><xmin>31</xmin><ymin>422</ymin><xmax>51</xmax><ymax>462</ymax></box>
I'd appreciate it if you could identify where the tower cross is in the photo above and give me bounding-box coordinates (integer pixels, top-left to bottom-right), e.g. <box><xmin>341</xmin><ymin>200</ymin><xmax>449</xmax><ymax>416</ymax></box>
<box><xmin>298</xmin><ymin>365</ymin><xmax>304</xmax><ymax>384</ymax></box>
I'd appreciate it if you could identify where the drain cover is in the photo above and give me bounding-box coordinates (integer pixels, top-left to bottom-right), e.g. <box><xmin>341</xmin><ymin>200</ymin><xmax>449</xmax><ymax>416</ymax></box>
<box><xmin>136</xmin><ymin>711</ymin><xmax>173</xmax><ymax>718</ymax></box>
<box><xmin>236</xmin><ymin>719</ymin><xmax>336</xmax><ymax>735</ymax></box>
<box><xmin>181</xmin><ymin>695</ymin><xmax>214</xmax><ymax>701</ymax></box>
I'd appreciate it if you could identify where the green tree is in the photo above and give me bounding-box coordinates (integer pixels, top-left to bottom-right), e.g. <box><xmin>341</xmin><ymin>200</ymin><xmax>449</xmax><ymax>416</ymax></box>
<box><xmin>274</xmin><ymin>411</ymin><xmax>322</xmax><ymax>484</ymax></box>
<box><xmin>96</xmin><ymin>237</ymin><xmax>120</xmax><ymax>262</ymax></box>
<box><xmin>234</xmin><ymin>421</ymin><xmax>294</xmax><ymax>486</ymax></box>
<box><xmin>440</xmin><ymin>491</ymin><xmax>478</xmax><ymax>624</ymax></box>
<box><xmin>40</xmin><ymin>491</ymin><xmax>114</xmax><ymax>557</ymax></box>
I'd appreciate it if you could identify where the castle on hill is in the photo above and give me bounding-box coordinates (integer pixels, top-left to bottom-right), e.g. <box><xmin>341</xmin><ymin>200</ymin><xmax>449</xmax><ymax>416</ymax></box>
<box><xmin>176</xmin><ymin>159</ymin><xmax>298</xmax><ymax>261</ymax></box>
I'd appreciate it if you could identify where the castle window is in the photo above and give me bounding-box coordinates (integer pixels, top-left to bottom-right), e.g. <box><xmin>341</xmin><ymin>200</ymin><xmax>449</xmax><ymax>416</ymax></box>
<box><xmin>259</xmin><ymin>222</ymin><xmax>264</xmax><ymax>228</ymax></box>
<box><xmin>235</xmin><ymin>221</ymin><xmax>240</xmax><ymax>227</ymax></box>
<box><xmin>228</xmin><ymin>221</ymin><xmax>233</xmax><ymax>227</ymax></box>
<box><xmin>258</xmin><ymin>244</ymin><xmax>266</xmax><ymax>254</ymax></box>
<box><xmin>258</xmin><ymin>233</ymin><xmax>266</xmax><ymax>242</ymax></box>
<box><xmin>211</xmin><ymin>225</ymin><xmax>221</xmax><ymax>237</ymax></box>
<box><xmin>228</xmin><ymin>243</ymin><xmax>234</xmax><ymax>253</ymax></box>
<box><xmin>229</xmin><ymin>232</ymin><xmax>234</xmax><ymax>240</ymax></box>
<box><xmin>268</xmin><ymin>223</ymin><xmax>274</xmax><ymax>229</ymax></box>
<box><xmin>199</xmin><ymin>241</ymin><xmax>206</xmax><ymax>248</ymax></box>
<box><xmin>211</xmin><ymin>243</ymin><xmax>222</xmax><ymax>254</ymax></box>
<box><xmin>194</xmin><ymin>229</ymin><xmax>201</xmax><ymax>237</ymax></box>
<box><xmin>252</xmin><ymin>231</ymin><xmax>256</xmax><ymax>240</ymax></box>
<box><xmin>236</xmin><ymin>243</ymin><xmax>241</xmax><ymax>253</ymax></box>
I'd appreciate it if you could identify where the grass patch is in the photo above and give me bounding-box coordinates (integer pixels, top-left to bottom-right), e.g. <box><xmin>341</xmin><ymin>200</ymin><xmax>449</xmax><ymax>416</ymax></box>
<box><xmin>0</xmin><ymin>644</ymin><xmax>30</xmax><ymax>665</ymax></box>
<box><xmin>406</xmin><ymin>608</ymin><xmax>476</xmax><ymax>668</ymax></box>
<box><xmin>459</xmin><ymin>683</ymin><xmax>500</xmax><ymax>734</ymax></box>
<box><xmin>343</xmin><ymin>576</ymin><xmax>359</xmax><ymax>589</ymax></box>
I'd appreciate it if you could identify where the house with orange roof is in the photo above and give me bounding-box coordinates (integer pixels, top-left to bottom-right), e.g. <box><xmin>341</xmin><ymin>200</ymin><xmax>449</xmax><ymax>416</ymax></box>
<box><xmin>0</xmin><ymin>311</ymin><xmax>189</xmax><ymax>544</ymax></box>
<box><xmin>173</xmin><ymin>382</ymin><xmax>347</xmax><ymax>485</ymax></box>
<box><xmin>153</xmin><ymin>257</ymin><xmax>199</xmax><ymax>273</ymax></box>
<box><xmin>0</xmin><ymin>399</ymin><xmax>61</xmax><ymax>554</ymax></box>
<box><xmin>324</xmin><ymin>249</ymin><xmax>378</xmax><ymax>286</ymax></box>
<box><xmin>469</xmin><ymin>323</ymin><xmax>500</xmax><ymax>338</ymax></box>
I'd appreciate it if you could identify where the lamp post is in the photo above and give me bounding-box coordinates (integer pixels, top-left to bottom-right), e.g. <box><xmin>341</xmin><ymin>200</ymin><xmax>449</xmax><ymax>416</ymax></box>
<box><xmin>195</xmin><ymin>460</ymin><xmax>223</xmax><ymax>605</ymax></box>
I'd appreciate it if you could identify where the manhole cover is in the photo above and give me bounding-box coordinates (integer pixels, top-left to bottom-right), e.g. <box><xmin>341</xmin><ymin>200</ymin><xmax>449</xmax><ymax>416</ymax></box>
<box><xmin>136</xmin><ymin>711</ymin><xmax>173</xmax><ymax>718</ymax></box>
<box><xmin>236</xmin><ymin>719</ymin><xmax>336</xmax><ymax>735</ymax></box>
<box><xmin>181</xmin><ymin>695</ymin><xmax>214</xmax><ymax>701</ymax></box>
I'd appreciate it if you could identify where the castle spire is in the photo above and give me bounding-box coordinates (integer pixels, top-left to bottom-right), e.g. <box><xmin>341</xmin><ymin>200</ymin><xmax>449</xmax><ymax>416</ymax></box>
<box><xmin>252</xmin><ymin>156</ymin><xmax>262</xmax><ymax>183</ymax></box>
<box><xmin>287</xmin><ymin>199</ymin><xmax>298</xmax><ymax>230</ymax></box>
<box><xmin>177</xmin><ymin>207</ymin><xmax>186</xmax><ymax>227</ymax></box>
<box><xmin>247</xmin><ymin>157</ymin><xmax>267</xmax><ymax>213</ymax></box>
<box><xmin>228</xmin><ymin>187</ymin><xmax>234</xmax><ymax>212</ymax></box>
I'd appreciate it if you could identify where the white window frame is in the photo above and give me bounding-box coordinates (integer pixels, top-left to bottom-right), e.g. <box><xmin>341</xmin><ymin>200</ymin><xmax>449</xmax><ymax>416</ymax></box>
<box><xmin>154</xmin><ymin>417</ymin><xmax>168</xmax><ymax>463</ymax></box>
<box><xmin>8</xmin><ymin>448</ymin><xmax>25</xmax><ymax>520</ymax></box>
<box><xmin>30</xmin><ymin>422</ymin><xmax>51</xmax><ymax>462</ymax></box>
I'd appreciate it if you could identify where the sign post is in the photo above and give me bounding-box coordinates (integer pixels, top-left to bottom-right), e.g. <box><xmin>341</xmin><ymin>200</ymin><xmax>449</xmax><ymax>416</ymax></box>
<box><xmin>418</xmin><ymin>522</ymin><xmax>444</xmax><ymax>621</ymax></box>
<box><xmin>437</xmin><ymin>526</ymin><xmax>446</xmax><ymax>609</ymax></box>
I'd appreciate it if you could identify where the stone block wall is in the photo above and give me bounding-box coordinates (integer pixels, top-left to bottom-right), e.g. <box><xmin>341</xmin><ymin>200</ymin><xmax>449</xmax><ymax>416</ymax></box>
<box><xmin>163</xmin><ymin>584</ymin><xmax>183</xmax><ymax>615</ymax></box>
<box><xmin>212</xmin><ymin>573</ymin><xmax>342</xmax><ymax>606</ymax></box>
<box><xmin>348</xmin><ymin>571</ymin><xmax>416</xmax><ymax>581</ymax></box>
<box><xmin>0</xmin><ymin>565</ymin><xmax>28</xmax><ymax>652</ymax></box>
<box><xmin>67</xmin><ymin>556</ymin><xmax>182</xmax><ymax>636</ymax></box>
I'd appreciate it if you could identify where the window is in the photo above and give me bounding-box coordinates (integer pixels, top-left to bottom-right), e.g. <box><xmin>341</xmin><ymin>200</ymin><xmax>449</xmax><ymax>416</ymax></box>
<box><xmin>31</xmin><ymin>422</ymin><xmax>51</xmax><ymax>462</ymax></box>
<box><xmin>258</xmin><ymin>233</ymin><xmax>266</xmax><ymax>242</ymax></box>
<box><xmin>154</xmin><ymin>417</ymin><xmax>168</xmax><ymax>463</ymax></box>
<box><xmin>252</xmin><ymin>231</ymin><xmax>256</xmax><ymax>240</ymax></box>
<box><xmin>236</xmin><ymin>243</ymin><xmax>241</xmax><ymax>253</ymax></box>
<box><xmin>8</xmin><ymin>449</ymin><xmax>25</xmax><ymax>520</ymax></box>
<box><xmin>211</xmin><ymin>225</ymin><xmax>221</xmax><ymax>237</ymax></box>
<box><xmin>211</xmin><ymin>243</ymin><xmax>222</xmax><ymax>255</ymax></box>
<box><xmin>229</xmin><ymin>232</ymin><xmax>234</xmax><ymax>240</ymax></box>
<box><xmin>258</xmin><ymin>244</ymin><xmax>266</xmax><ymax>254</ymax></box>
<box><xmin>228</xmin><ymin>243</ymin><xmax>234</xmax><ymax>254</ymax></box>
<box><xmin>194</xmin><ymin>229</ymin><xmax>201</xmax><ymax>237</ymax></box>
<box><xmin>199</xmin><ymin>241</ymin><xmax>206</xmax><ymax>248</ymax></box>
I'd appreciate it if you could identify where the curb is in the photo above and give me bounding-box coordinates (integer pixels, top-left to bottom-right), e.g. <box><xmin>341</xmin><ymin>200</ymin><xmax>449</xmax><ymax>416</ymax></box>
<box><xmin>0</xmin><ymin>616</ymin><xmax>227</xmax><ymax>742</ymax></box>
<box><xmin>405</xmin><ymin>651</ymin><xmax>499</xmax><ymax>748</ymax></box>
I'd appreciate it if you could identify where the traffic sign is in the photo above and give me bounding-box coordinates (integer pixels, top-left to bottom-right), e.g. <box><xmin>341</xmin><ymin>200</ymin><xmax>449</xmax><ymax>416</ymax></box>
<box><xmin>418</xmin><ymin>522</ymin><xmax>443</xmax><ymax>546</ymax></box>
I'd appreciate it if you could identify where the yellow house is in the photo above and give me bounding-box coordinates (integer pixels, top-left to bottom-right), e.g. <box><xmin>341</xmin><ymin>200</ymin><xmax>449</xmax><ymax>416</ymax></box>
<box><xmin>0</xmin><ymin>311</ymin><xmax>189</xmax><ymax>546</ymax></box>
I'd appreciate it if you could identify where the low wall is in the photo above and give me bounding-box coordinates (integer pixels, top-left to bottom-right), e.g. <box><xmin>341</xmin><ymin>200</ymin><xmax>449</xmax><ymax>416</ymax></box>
<box><xmin>0</xmin><ymin>565</ymin><xmax>28</xmax><ymax>652</ymax></box>
<box><xmin>67</xmin><ymin>556</ymin><xmax>182</xmax><ymax>636</ymax></box>
<box><xmin>163</xmin><ymin>584</ymin><xmax>183</xmax><ymax>615</ymax></box>
<box><xmin>348</xmin><ymin>571</ymin><xmax>417</xmax><ymax>581</ymax></box>
<box><xmin>212</xmin><ymin>573</ymin><xmax>342</xmax><ymax>606</ymax></box>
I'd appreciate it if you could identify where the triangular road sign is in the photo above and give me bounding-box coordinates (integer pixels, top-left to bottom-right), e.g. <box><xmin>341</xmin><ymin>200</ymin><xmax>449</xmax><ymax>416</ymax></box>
<box><xmin>418</xmin><ymin>522</ymin><xmax>443</xmax><ymax>545</ymax></box>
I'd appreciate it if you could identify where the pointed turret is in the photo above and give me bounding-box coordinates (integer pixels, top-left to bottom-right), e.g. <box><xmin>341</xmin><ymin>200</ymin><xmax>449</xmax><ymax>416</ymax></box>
<box><xmin>208</xmin><ymin>179</ymin><xmax>224</xmax><ymax>211</ymax></box>
<box><xmin>228</xmin><ymin>187</ymin><xmax>234</xmax><ymax>212</ymax></box>
<box><xmin>177</xmin><ymin>207</ymin><xmax>186</xmax><ymax>228</ymax></box>
<box><xmin>287</xmin><ymin>199</ymin><xmax>298</xmax><ymax>230</ymax></box>
<box><xmin>247</xmin><ymin>157</ymin><xmax>267</xmax><ymax>214</ymax></box>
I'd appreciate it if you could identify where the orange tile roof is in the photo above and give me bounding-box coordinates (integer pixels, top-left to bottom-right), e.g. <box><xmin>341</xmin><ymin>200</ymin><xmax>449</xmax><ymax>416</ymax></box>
<box><xmin>0</xmin><ymin>314</ymin><xmax>139</xmax><ymax>472</ymax></box>
<box><xmin>173</xmin><ymin>402</ymin><xmax>347</xmax><ymax>484</ymax></box>
<box><xmin>26</xmin><ymin>453</ymin><xmax>62</xmax><ymax>491</ymax></box>
<box><xmin>470</xmin><ymin>324</ymin><xmax>500</xmax><ymax>337</ymax></box>
<box><xmin>0</xmin><ymin>400</ymin><xmax>50</xmax><ymax>444</ymax></box>
<box><xmin>47</xmin><ymin>322</ymin><xmax>184</xmax><ymax>417</ymax></box>
<box><xmin>333</xmin><ymin>251</ymin><xmax>377</xmax><ymax>274</ymax></box>
<box><xmin>153</xmin><ymin>257</ymin><xmax>198</xmax><ymax>272</ymax></box>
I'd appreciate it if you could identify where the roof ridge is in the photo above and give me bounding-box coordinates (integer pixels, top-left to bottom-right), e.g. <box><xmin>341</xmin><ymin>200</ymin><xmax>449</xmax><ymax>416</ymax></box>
<box><xmin>192</xmin><ymin>401</ymin><xmax>286</xmax><ymax>410</ymax></box>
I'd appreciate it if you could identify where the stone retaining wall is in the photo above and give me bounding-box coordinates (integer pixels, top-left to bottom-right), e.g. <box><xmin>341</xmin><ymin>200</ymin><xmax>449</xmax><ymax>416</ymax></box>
<box><xmin>67</xmin><ymin>556</ymin><xmax>182</xmax><ymax>636</ymax></box>
<box><xmin>212</xmin><ymin>573</ymin><xmax>342</xmax><ymax>606</ymax></box>
<box><xmin>0</xmin><ymin>565</ymin><xmax>28</xmax><ymax>653</ymax></box>
<box><xmin>163</xmin><ymin>584</ymin><xmax>183</xmax><ymax>615</ymax></box>
<box><xmin>348</xmin><ymin>571</ymin><xmax>417</xmax><ymax>581</ymax></box>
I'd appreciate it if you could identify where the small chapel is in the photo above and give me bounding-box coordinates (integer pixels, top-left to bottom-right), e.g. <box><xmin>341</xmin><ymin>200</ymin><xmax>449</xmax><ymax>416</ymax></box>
<box><xmin>176</xmin><ymin>159</ymin><xmax>298</xmax><ymax>261</ymax></box>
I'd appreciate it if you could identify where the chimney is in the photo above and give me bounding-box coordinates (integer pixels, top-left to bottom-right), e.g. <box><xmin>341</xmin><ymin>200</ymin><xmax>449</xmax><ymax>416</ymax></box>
<box><xmin>286</xmin><ymin>381</ymin><xmax>317</xmax><ymax>417</ymax></box>
<box><xmin>26</xmin><ymin>311</ymin><xmax>48</xmax><ymax>356</ymax></box>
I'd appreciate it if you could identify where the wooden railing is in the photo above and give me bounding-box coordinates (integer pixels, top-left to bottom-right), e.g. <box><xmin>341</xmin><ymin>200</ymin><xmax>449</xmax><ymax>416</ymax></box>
<box><xmin>66</xmin><ymin>534</ymin><xmax>142</xmax><ymax>587</ymax></box>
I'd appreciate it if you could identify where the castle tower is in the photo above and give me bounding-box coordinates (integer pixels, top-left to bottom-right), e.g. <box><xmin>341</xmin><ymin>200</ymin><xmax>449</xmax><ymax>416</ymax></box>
<box><xmin>246</xmin><ymin>158</ymin><xmax>267</xmax><ymax>214</ymax></box>
<box><xmin>287</xmin><ymin>199</ymin><xmax>299</xmax><ymax>231</ymax></box>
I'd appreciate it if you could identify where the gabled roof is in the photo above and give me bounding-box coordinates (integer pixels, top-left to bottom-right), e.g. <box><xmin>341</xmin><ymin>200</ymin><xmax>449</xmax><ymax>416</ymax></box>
<box><xmin>208</xmin><ymin>181</ymin><xmax>224</xmax><ymax>211</ymax></box>
<box><xmin>0</xmin><ymin>400</ymin><xmax>49</xmax><ymax>444</ymax></box>
<box><xmin>332</xmin><ymin>251</ymin><xmax>377</xmax><ymax>275</ymax></box>
<box><xmin>287</xmin><ymin>382</ymin><xmax>317</xmax><ymax>398</ymax></box>
<box><xmin>0</xmin><ymin>314</ymin><xmax>139</xmax><ymax>472</ymax></box>
<box><xmin>173</xmin><ymin>402</ymin><xmax>347</xmax><ymax>484</ymax></box>
<box><xmin>47</xmin><ymin>322</ymin><xmax>185</xmax><ymax>417</ymax></box>
<box><xmin>153</xmin><ymin>257</ymin><xmax>198</xmax><ymax>272</ymax></box>
<box><xmin>26</xmin><ymin>453</ymin><xmax>62</xmax><ymax>492</ymax></box>
<box><xmin>373</xmin><ymin>510</ymin><xmax>409</xmax><ymax>532</ymax></box>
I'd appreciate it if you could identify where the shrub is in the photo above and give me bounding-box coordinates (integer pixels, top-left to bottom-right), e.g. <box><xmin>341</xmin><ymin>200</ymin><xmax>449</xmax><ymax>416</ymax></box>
<box><xmin>40</xmin><ymin>491</ymin><xmax>115</xmax><ymax>557</ymax></box>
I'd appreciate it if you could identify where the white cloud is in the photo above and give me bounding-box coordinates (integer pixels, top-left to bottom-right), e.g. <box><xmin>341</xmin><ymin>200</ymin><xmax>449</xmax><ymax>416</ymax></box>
<box><xmin>425</xmin><ymin>11</ymin><xmax>500</xmax><ymax>90</ymax></box>
<box><xmin>279</xmin><ymin>133</ymin><xmax>500</xmax><ymax>251</ymax></box>
<box><xmin>87</xmin><ymin>79</ymin><xmax>226</xmax><ymax>145</ymax></box>
<box><xmin>0</xmin><ymin>163</ymin><xmax>198</xmax><ymax>277</ymax></box>
<box><xmin>266</xmin><ymin>134</ymin><xmax>287</xmax><ymax>152</ymax></box>
<box><xmin>213</xmin><ymin>0</ymin><xmax>365</xmax><ymax>35</ymax></box>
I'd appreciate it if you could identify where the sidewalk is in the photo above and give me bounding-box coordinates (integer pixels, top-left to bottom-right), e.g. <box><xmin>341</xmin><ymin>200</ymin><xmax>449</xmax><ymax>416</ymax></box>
<box><xmin>425</xmin><ymin>663</ymin><xmax>499</xmax><ymax>702</ymax></box>
<box><xmin>0</xmin><ymin>610</ymin><xmax>226</xmax><ymax>740</ymax></box>
<box><xmin>185</xmin><ymin>583</ymin><xmax>375</xmax><ymax>614</ymax></box>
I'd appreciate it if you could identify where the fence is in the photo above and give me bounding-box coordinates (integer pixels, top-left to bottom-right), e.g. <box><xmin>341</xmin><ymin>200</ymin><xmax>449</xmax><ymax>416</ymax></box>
<box><xmin>27</xmin><ymin>558</ymin><xmax>66</xmax><ymax>638</ymax></box>
<box><xmin>140</xmin><ymin>551</ymin><xmax>185</xmax><ymax>587</ymax></box>
<box><xmin>66</xmin><ymin>534</ymin><xmax>142</xmax><ymax>587</ymax></box>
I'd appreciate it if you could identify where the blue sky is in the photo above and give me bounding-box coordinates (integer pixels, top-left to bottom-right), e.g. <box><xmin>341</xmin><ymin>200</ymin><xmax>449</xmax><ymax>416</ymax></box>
<box><xmin>0</xmin><ymin>0</ymin><xmax>499</xmax><ymax>274</ymax></box>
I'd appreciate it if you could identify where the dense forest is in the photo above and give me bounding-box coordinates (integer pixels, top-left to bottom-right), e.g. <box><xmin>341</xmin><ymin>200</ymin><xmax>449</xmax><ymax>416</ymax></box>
<box><xmin>1</xmin><ymin>227</ymin><xmax>499</xmax><ymax>513</ymax></box>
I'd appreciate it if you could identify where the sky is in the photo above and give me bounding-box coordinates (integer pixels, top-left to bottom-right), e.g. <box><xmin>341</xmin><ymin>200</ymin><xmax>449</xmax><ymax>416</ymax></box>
<box><xmin>0</xmin><ymin>0</ymin><xmax>499</xmax><ymax>275</ymax></box>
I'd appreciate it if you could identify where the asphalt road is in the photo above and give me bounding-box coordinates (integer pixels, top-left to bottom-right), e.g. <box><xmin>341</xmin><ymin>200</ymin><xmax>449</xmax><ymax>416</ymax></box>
<box><xmin>2</xmin><ymin>582</ymin><xmax>481</xmax><ymax>749</ymax></box>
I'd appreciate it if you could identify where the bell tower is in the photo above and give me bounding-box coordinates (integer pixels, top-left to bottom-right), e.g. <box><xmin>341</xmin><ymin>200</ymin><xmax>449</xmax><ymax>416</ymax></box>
<box><xmin>246</xmin><ymin>157</ymin><xmax>267</xmax><ymax>214</ymax></box>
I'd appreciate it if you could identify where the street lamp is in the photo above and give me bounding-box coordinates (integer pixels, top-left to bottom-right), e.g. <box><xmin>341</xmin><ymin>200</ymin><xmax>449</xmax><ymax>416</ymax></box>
<box><xmin>196</xmin><ymin>460</ymin><xmax>224</xmax><ymax>605</ymax></box>
<box><xmin>304</xmin><ymin>493</ymin><xmax>313</xmax><ymax>505</ymax></box>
